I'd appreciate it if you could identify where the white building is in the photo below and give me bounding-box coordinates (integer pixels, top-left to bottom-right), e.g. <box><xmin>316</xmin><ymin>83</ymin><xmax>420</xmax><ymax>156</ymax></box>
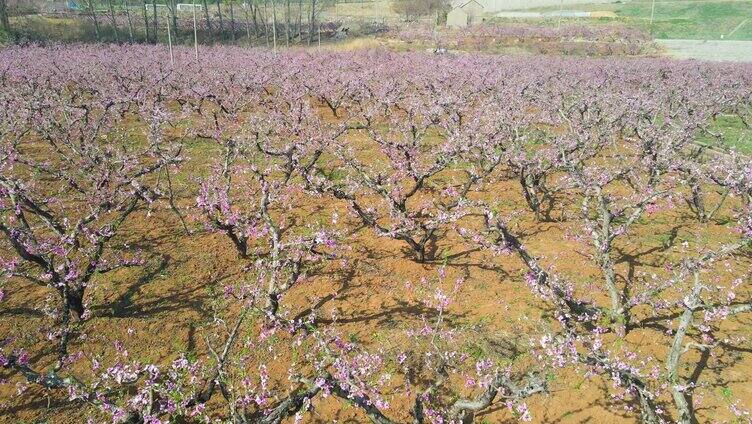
<box><xmin>176</xmin><ymin>3</ymin><xmax>203</xmax><ymax>12</ymax></box>
<box><xmin>447</xmin><ymin>0</ymin><xmax>484</xmax><ymax>28</ymax></box>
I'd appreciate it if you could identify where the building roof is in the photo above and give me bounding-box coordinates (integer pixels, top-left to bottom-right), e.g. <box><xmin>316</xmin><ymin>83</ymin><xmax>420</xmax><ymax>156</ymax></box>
<box><xmin>447</xmin><ymin>7</ymin><xmax>468</xmax><ymax>17</ymax></box>
<box><xmin>451</xmin><ymin>0</ymin><xmax>484</xmax><ymax>9</ymax></box>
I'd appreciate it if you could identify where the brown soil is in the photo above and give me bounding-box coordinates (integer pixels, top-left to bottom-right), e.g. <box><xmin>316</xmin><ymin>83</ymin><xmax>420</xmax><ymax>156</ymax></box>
<box><xmin>1</xmin><ymin>114</ymin><xmax>750</xmax><ymax>424</ymax></box>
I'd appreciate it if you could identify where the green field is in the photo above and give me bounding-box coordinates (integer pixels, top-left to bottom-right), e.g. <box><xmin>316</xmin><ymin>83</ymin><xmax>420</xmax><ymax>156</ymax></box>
<box><xmin>0</xmin><ymin>27</ymin><xmax>9</xmax><ymax>44</ymax></box>
<box><xmin>528</xmin><ymin>0</ymin><xmax>752</xmax><ymax>40</ymax></box>
<box><xmin>700</xmin><ymin>114</ymin><xmax>752</xmax><ymax>153</ymax></box>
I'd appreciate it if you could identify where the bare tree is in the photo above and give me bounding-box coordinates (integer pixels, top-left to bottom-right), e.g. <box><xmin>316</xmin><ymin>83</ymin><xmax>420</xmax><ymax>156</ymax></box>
<box><xmin>124</xmin><ymin>0</ymin><xmax>135</xmax><ymax>42</ymax></box>
<box><xmin>284</xmin><ymin>0</ymin><xmax>290</xmax><ymax>46</ymax></box>
<box><xmin>391</xmin><ymin>0</ymin><xmax>447</xmax><ymax>20</ymax></box>
<box><xmin>251</xmin><ymin>0</ymin><xmax>259</xmax><ymax>36</ymax></box>
<box><xmin>307</xmin><ymin>0</ymin><xmax>316</xmax><ymax>45</ymax></box>
<box><xmin>216</xmin><ymin>0</ymin><xmax>224</xmax><ymax>39</ymax></box>
<box><xmin>87</xmin><ymin>0</ymin><xmax>101</xmax><ymax>40</ymax></box>
<box><xmin>202</xmin><ymin>0</ymin><xmax>213</xmax><ymax>40</ymax></box>
<box><xmin>0</xmin><ymin>0</ymin><xmax>11</xmax><ymax>33</ymax></box>
<box><xmin>262</xmin><ymin>0</ymin><xmax>269</xmax><ymax>46</ymax></box>
<box><xmin>142</xmin><ymin>0</ymin><xmax>151</xmax><ymax>42</ymax></box>
<box><xmin>243</xmin><ymin>0</ymin><xmax>250</xmax><ymax>40</ymax></box>
<box><xmin>107</xmin><ymin>0</ymin><xmax>120</xmax><ymax>42</ymax></box>
<box><xmin>296</xmin><ymin>0</ymin><xmax>302</xmax><ymax>40</ymax></box>
<box><xmin>152</xmin><ymin>0</ymin><xmax>158</xmax><ymax>41</ymax></box>
<box><xmin>229</xmin><ymin>0</ymin><xmax>235</xmax><ymax>42</ymax></box>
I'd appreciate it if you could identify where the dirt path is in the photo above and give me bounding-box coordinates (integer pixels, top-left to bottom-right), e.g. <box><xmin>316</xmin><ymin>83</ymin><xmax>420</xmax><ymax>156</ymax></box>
<box><xmin>657</xmin><ymin>39</ymin><xmax>752</xmax><ymax>62</ymax></box>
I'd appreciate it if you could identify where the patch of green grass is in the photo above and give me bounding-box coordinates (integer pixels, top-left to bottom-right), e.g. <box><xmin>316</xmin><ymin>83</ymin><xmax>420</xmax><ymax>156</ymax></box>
<box><xmin>0</xmin><ymin>27</ymin><xmax>10</xmax><ymax>44</ymax></box>
<box><xmin>654</xmin><ymin>232</ymin><xmax>676</xmax><ymax>249</ymax></box>
<box><xmin>526</xmin><ymin>1</ymin><xmax>752</xmax><ymax>40</ymax></box>
<box><xmin>720</xmin><ymin>386</ymin><xmax>734</xmax><ymax>402</ymax></box>
<box><xmin>697</xmin><ymin>114</ymin><xmax>752</xmax><ymax>154</ymax></box>
<box><xmin>620</xmin><ymin>1</ymin><xmax>752</xmax><ymax>40</ymax></box>
<box><xmin>464</xmin><ymin>342</ymin><xmax>486</xmax><ymax>360</ymax></box>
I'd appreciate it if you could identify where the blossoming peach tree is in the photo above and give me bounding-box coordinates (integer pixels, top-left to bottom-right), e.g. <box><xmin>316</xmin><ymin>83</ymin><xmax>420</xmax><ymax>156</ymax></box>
<box><xmin>1</xmin><ymin>45</ymin><xmax>752</xmax><ymax>424</ymax></box>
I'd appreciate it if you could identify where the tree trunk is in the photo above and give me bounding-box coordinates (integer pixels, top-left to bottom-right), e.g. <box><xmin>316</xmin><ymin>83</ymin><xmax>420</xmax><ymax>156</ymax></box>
<box><xmin>215</xmin><ymin>0</ymin><xmax>224</xmax><ymax>40</ymax></box>
<box><xmin>53</xmin><ymin>285</ymin><xmax>85</xmax><ymax>367</ymax></box>
<box><xmin>266</xmin><ymin>292</ymin><xmax>280</xmax><ymax>317</ymax></box>
<box><xmin>0</xmin><ymin>0</ymin><xmax>9</xmax><ymax>33</ymax></box>
<box><xmin>263</xmin><ymin>0</ymin><xmax>269</xmax><ymax>46</ymax></box>
<box><xmin>251</xmin><ymin>1</ymin><xmax>259</xmax><ymax>36</ymax></box>
<box><xmin>192</xmin><ymin>0</ymin><xmax>199</xmax><ymax>55</ymax></box>
<box><xmin>595</xmin><ymin>193</ymin><xmax>628</xmax><ymax>335</ymax></box>
<box><xmin>88</xmin><ymin>0</ymin><xmax>100</xmax><ymax>40</ymax></box>
<box><xmin>520</xmin><ymin>173</ymin><xmax>542</xmax><ymax>220</ymax></box>
<box><xmin>171</xmin><ymin>0</ymin><xmax>178</xmax><ymax>35</ymax></box>
<box><xmin>296</xmin><ymin>0</ymin><xmax>302</xmax><ymax>40</ymax></box>
<box><xmin>667</xmin><ymin>307</ymin><xmax>695</xmax><ymax>424</ymax></box>
<box><xmin>689</xmin><ymin>177</ymin><xmax>707</xmax><ymax>222</ymax></box>
<box><xmin>665</xmin><ymin>272</ymin><xmax>703</xmax><ymax>424</ymax></box>
<box><xmin>229</xmin><ymin>0</ymin><xmax>235</xmax><ymax>42</ymax></box>
<box><xmin>124</xmin><ymin>0</ymin><xmax>135</xmax><ymax>42</ymax></box>
<box><xmin>152</xmin><ymin>0</ymin><xmax>158</xmax><ymax>42</ymax></box>
<box><xmin>284</xmin><ymin>0</ymin><xmax>290</xmax><ymax>46</ymax></box>
<box><xmin>271</xmin><ymin>0</ymin><xmax>276</xmax><ymax>52</ymax></box>
<box><xmin>408</xmin><ymin>237</ymin><xmax>427</xmax><ymax>263</ymax></box>
<box><xmin>307</xmin><ymin>0</ymin><xmax>316</xmax><ymax>45</ymax></box>
<box><xmin>66</xmin><ymin>288</ymin><xmax>86</xmax><ymax>320</ymax></box>
<box><xmin>142</xmin><ymin>0</ymin><xmax>151</xmax><ymax>42</ymax></box>
<box><xmin>243</xmin><ymin>2</ymin><xmax>250</xmax><ymax>41</ymax></box>
<box><xmin>107</xmin><ymin>0</ymin><xmax>120</xmax><ymax>42</ymax></box>
<box><xmin>202</xmin><ymin>0</ymin><xmax>212</xmax><ymax>40</ymax></box>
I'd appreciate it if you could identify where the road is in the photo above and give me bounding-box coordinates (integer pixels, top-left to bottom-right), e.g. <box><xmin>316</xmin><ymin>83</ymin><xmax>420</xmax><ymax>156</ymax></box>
<box><xmin>656</xmin><ymin>39</ymin><xmax>752</xmax><ymax>62</ymax></box>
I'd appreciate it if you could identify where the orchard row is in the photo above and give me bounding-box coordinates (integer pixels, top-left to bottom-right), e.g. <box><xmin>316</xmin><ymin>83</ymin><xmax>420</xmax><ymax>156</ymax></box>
<box><xmin>1</xmin><ymin>45</ymin><xmax>751</xmax><ymax>423</ymax></box>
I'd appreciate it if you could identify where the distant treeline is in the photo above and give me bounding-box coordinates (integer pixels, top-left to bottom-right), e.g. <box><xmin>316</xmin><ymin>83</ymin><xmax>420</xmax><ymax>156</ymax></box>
<box><xmin>1</xmin><ymin>0</ymin><xmax>388</xmax><ymax>45</ymax></box>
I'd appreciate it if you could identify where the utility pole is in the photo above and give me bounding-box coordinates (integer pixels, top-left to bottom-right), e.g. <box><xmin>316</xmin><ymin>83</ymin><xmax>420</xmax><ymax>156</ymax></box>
<box><xmin>272</xmin><ymin>0</ymin><xmax>277</xmax><ymax>54</ymax></box>
<box><xmin>193</xmin><ymin>0</ymin><xmax>199</xmax><ymax>59</ymax></box>
<box><xmin>650</xmin><ymin>0</ymin><xmax>656</xmax><ymax>33</ymax></box>
<box><xmin>167</xmin><ymin>11</ymin><xmax>175</xmax><ymax>66</ymax></box>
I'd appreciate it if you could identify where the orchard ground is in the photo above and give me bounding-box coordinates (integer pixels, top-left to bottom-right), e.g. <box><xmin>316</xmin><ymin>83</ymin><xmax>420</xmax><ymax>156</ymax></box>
<box><xmin>3</xmin><ymin>117</ymin><xmax>751</xmax><ymax>423</ymax></box>
<box><xmin>0</xmin><ymin>13</ymin><xmax>752</xmax><ymax>424</ymax></box>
